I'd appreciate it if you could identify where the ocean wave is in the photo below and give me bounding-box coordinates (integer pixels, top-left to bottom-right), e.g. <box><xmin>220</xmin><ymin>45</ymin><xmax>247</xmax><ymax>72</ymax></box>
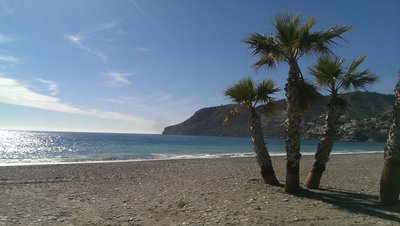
<box><xmin>0</xmin><ymin>150</ymin><xmax>384</xmax><ymax>166</ymax></box>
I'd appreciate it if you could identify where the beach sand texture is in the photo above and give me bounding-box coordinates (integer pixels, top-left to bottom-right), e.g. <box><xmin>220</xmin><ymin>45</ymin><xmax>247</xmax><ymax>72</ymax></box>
<box><xmin>0</xmin><ymin>153</ymin><xmax>399</xmax><ymax>225</ymax></box>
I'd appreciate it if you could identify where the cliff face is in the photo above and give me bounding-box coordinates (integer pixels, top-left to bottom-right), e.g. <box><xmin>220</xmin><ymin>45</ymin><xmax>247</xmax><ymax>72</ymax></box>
<box><xmin>162</xmin><ymin>105</ymin><xmax>250</xmax><ymax>137</ymax></box>
<box><xmin>163</xmin><ymin>92</ymin><xmax>395</xmax><ymax>142</ymax></box>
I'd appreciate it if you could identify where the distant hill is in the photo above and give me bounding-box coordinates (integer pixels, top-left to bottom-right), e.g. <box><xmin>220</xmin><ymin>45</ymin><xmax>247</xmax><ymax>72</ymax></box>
<box><xmin>162</xmin><ymin>92</ymin><xmax>395</xmax><ymax>142</ymax></box>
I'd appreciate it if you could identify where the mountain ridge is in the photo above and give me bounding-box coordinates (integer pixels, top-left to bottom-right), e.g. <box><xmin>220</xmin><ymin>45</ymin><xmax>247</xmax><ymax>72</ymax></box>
<box><xmin>162</xmin><ymin>92</ymin><xmax>394</xmax><ymax>142</ymax></box>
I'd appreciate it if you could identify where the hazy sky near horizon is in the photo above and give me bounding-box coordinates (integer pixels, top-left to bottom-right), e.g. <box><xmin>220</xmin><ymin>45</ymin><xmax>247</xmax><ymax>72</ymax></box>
<box><xmin>0</xmin><ymin>0</ymin><xmax>399</xmax><ymax>134</ymax></box>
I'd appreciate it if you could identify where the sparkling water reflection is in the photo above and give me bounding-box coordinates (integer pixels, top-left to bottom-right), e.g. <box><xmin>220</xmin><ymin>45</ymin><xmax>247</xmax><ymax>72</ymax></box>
<box><xmin>0</xmin><ymin>130</ymin><xmax>73</xmax><ymax>159</ymax></box>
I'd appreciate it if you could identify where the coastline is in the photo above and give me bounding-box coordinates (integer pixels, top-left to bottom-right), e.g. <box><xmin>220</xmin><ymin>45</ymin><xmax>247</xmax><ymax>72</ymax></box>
<box><xmin>0</xmin><ymin>150</ymin><xmax>385</xmax><ymax>167</ymax></box>
<box><xmin>1</xmin><ymin>153</ymin><xmax>399</xmax><ymax>225</ymax></box>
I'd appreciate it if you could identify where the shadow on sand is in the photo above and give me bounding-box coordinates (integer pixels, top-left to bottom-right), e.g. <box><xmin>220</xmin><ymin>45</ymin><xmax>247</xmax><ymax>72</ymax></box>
<box><xmin>295</xmin><ymin>187</ymin><xmax>400</xmax><ymax>222</ymax></box>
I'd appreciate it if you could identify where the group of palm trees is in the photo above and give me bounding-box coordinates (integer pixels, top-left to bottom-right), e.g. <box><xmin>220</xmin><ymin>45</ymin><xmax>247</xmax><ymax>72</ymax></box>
<box><xmin>224</xmin><ymin>13</ymin><xmax>399</xmax><ymax>204</ymax></box>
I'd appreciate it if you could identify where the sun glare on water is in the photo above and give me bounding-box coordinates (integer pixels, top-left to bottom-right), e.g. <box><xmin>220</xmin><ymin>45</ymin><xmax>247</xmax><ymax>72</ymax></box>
<box><xmin>0</xmin><ymin>130</ymin><xmax>68</xmax><ymax>160</ymax></box>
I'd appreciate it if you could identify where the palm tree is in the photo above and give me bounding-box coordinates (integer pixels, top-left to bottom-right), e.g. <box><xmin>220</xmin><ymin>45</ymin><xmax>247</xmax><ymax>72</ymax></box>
<box><xmin>225</xmin><ymin>77</ymin><xmax>280</xmax><ymax>186</ymax></box>
<box><xmin>245</xmin><ymin>13</ymin><xmax>351</xmax><ymax>192</ymax></box>
<box><xmin>380</xmin><ymin>74</ymin><xmax>400</xmax><ymax>204</ymax></box>
<box><xmin>304</xmin><ymin>56</ymin><xmax>377</xmax><ymax>189</ymax></box>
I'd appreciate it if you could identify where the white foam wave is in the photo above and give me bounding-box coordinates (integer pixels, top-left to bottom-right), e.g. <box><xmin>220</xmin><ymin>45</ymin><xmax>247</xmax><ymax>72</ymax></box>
<box><xmin>0</xmin><ymin>150</ymin><xmax>384</xmax><ymax>166</ymax></box>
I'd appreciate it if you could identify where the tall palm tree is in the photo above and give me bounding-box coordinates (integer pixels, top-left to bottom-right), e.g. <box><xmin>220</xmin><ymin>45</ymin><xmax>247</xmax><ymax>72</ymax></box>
<box><xmin>225</xmin><ymin>77</ymin><xmax>280</xmax><ymax>186</ymax></box>
<box><xmin>380</xmin><ymin>74</ymin><xmax>400</xmax><ymax>204</ymax></box>
<box><xmin>304</xmin><ymin>56</ymin><xmax>377</xmax><ymax>189</ymax></box>
<box><xmin>245</xmin><ymin>13</ymin><xmax>351</xmax><ymax>192</ymax></box>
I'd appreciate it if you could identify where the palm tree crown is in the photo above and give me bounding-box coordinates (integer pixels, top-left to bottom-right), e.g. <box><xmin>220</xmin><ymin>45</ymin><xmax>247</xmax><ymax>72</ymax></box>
<box><xmin>245</xmin><ymin>13</ymin><xmax>352</xmax><ymax>74</ymax></box>
<box><xmin>244</xmin><ymin>13</ymin><xmax>350</xmax><ymax>110</ymax></box>
<box><xmin>309</xmin><ymin>56</ymin><xmax>377</xmax><ymax>101</ymax></box>
<box><xmin>225</xmin><ymin>78</ymin><xmax>279</xmax><ymax>108</ymax></box>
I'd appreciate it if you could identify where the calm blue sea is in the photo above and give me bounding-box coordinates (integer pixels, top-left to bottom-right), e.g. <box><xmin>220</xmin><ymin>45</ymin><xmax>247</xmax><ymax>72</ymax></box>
<box><xmin>0</xmin><ymin>130</ymin><xmax>385</xmax><ymax>166</ymax></box>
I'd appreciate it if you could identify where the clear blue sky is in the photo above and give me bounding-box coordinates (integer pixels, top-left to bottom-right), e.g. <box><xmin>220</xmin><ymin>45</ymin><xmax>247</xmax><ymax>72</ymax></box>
<box><xmin>0</xmin><ymin>0</ymin><xmax>399</xmax><ymax>134</ymax></box>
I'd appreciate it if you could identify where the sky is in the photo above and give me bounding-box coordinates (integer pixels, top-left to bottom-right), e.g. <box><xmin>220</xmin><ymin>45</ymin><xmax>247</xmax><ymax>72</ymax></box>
<box><xmin>0</xmin><ymin>0</ymin><xmax>399</xmax><ymax>134</ymax></box>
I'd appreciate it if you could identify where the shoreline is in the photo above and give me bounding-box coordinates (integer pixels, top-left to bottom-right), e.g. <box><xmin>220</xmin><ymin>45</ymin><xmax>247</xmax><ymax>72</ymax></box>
<box><xmin>0</xmin><ymin>151</ymin><xmax>385</xmax><ymax>167</ymax></box>
<box><xmin>1</xmin><ymin>153</ymin><xmax>399</xmax><ymax>225</ymax></box>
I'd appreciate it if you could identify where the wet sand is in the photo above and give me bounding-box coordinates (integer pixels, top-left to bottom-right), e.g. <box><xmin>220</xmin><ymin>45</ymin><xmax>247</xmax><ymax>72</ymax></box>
<box><xmin>0</xmin><ymin>153</ymin><xmax>399</xmax><ymax>225</ymax></box>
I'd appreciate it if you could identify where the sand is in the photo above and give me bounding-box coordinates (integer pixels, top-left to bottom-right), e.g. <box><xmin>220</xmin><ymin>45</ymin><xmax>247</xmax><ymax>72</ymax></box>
<box><xmin>0</xmin><ymin>153</ymin><xmax>399</xmax><ymax>225</ymax></box>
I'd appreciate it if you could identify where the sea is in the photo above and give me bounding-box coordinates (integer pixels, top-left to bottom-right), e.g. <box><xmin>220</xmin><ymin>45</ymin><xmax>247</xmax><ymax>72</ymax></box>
<box><xmin>0</xmin><ymin>130</ymin><xmax>385</xmax><ymax>166</ymax></box>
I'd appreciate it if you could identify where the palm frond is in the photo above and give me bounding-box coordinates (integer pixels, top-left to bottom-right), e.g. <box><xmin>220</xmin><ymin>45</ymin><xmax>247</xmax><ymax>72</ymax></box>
<box><xmin>309</xmin><ymin>56</ymin><xmax>344</xmax><ymax>90</ymax></box>
<box><xmin>299</xmin><ymin>17</ymin><xmax>316</xmax><ymax>35</ymax></box>
<box><xmin>224</xmin><ymin>78</ymin><xmax>255</xmax><ymax>104</ymax></box>
<box><xmin>225</xmin><ymin>77</ymin><xmax>280</xmax><ymax>115</ymax></box>
<box><xmin>303</xmin><ymin>25</ymin><xmax>352</xmax><ymax>56</ymax></box>
<box><xmin>319</xmin><ymin>25</ymin><xmax>352</xmax><ymax>46</ymax></box>
<box><xmin>342</xmin><ymin>70</ymin><xmax>378</xmax><ymax>91</ymax></box>
<box><xmin>244</xmin><ymin>33</ymin><xmax>285</xmax><ymax>69</ymax></box>
<box><xmin>274</xmin><ymin>13</ymin><xmax>302</xmax><ymax>48</ymax></box>
<box><xmin>342</xmin><ymin>56</ymin><xmax>378</xmax><ymax>91</ymax></box>
<box><xmin>348</xmin><ymin>55</ymin><xmax>367</xmax><ymax>73</ymax></box>
<box><xmin>296</xmin><ymin>17</ymin><xmax>316</xmax><ymax>55</ymax></box>
<box><xmin>254</xmin><ymin>54</ymin><xmax>278</xmax><ymax>69</ymax></box>
<box><xmin>302</xmin><ymin>31</ymin><xmax>333</xmax><ymax>56</ymax></box>
<box><xmin>255</xmin><ymin>79</ymin><xmax>280</xmax><ymax>104</ymax></box>
<box><xmin>245</xmin><ymin>34</ymin><xmax>274</xmax><ymax>54</ymax></box>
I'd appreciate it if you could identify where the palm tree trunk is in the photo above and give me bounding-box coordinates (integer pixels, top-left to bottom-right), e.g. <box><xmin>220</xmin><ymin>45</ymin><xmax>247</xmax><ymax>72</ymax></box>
<box><xmin>380</xmin><ymin>79</ymin><xmax>400</xmax><ymax>204</ymax></box>
<box><xmin>380</xmin><ymin>161</ymin><xmax>400</xmax><ymax>204</ymax></box>
<box><xmin>284</xmin><ymin>63</ymin><xmax>302</xmax><ymax>193</ymax></box>
<box><xmin>305</xmin><ymin>98</ymin><xmax>341</xmax><ymax>189</ymax></box>
<box><xmin>249</xmin><ymin>109</ymin><xmax>280</xmax><ymax>186</ymax></box>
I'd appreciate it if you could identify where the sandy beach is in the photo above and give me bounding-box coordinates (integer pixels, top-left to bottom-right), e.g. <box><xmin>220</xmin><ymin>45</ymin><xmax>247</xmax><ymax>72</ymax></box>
<box><xmin>0</xmin><ymin>153</ymin><xmax>399</xmax><ymax>225</ymax></box>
